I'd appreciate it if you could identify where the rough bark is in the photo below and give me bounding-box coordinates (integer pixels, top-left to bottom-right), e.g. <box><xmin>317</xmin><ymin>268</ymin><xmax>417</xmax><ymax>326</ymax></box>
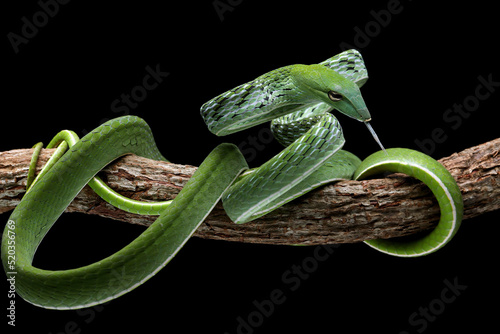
<box><xmin>0</xmin><ymin>138</ymin><xmax>498</xmax><ymax>245</ymax></box>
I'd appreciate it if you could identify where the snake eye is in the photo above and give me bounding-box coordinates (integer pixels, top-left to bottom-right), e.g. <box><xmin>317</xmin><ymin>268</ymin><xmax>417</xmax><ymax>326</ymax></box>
<box><xmin>328</xmin><ymin>91</ymin><xmax>343</xmax><ymax>102</ymax></box>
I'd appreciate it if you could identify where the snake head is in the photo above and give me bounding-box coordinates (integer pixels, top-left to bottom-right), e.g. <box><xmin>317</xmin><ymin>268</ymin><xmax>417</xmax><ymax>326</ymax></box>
<box><xmin>293</xmin><ymin>64</ymin><xmax>372</xmax><ymax>122</ymax></box>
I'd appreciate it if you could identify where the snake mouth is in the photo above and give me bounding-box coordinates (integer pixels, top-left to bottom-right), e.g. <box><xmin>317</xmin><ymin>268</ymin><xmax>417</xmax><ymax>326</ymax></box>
<box><xmin>355</xmin><ymin>106</ymin><xmax>371</xmax><ymax>122</ymax></box>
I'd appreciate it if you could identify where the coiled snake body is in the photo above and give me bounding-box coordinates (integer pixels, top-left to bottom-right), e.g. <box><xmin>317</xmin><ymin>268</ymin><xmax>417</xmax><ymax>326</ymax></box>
<box><xmin>1</xmin><ymin>50</ymin><xmax>463</xmax><ymax>309</ymax></box>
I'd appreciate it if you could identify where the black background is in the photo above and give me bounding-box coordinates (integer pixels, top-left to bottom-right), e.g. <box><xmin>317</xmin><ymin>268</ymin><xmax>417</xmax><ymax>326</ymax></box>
<box><xmin>2</xmin><ymin>1</ymin><xmax>499</xmax><ymax>333</ymax></box>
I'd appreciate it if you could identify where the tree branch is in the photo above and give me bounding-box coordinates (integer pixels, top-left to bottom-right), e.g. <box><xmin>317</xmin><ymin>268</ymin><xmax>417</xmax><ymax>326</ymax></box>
<box><xmin>1</xmin><ymin>138</ymin><xmax>499</xmax><ymax>245</ymax></box>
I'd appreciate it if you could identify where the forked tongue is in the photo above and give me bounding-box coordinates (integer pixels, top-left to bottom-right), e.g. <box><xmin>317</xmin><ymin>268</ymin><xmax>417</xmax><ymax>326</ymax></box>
<box><xmin>364</xmin><ymin>122</ymin><xmax>388</xmax><ymax>155</ymax></box>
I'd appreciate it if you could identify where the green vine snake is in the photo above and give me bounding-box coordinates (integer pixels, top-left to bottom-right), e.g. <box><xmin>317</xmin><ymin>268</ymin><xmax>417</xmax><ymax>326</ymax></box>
<box><xmin>1</xmin><ymin>50</ymin><xmax>463</xmax><ymax>309</ymax></box>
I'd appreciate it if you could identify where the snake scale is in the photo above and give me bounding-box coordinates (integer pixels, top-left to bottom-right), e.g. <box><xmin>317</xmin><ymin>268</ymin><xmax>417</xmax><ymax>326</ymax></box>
<box><xmin>1</xmin><ymin>50</ymin><xmax>463</xmax><ymax>309</ymax></box>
